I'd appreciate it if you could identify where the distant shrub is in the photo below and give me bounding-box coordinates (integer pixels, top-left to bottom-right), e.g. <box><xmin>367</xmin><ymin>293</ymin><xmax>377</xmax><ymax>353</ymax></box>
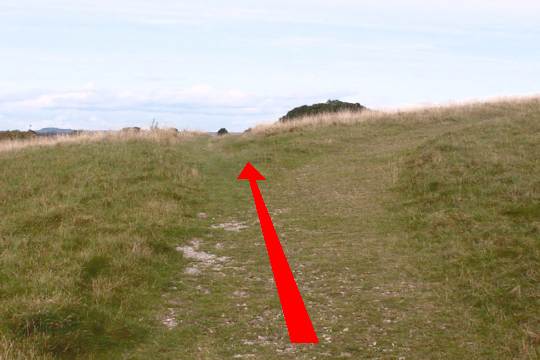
<box><xmin>217</xmin><ymin>128</ymin><xmax>229</xmax><ymax>136</ymax></box>
<box><xmin>0</xmin><ymin>130</ymin><xmax>37</xmax><ymax>141</ymax></box>
<box><xmin>280</xmin><ymin>99</ymin><xmax>366</xmax><ymax>122</ymax></box>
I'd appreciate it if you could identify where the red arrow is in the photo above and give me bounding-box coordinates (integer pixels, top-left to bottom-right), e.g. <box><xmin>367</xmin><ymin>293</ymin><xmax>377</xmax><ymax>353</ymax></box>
<box><xmin>238</xmin><ymin>162</ymin><xmax>318</xmax><ymax>344</ymax></box>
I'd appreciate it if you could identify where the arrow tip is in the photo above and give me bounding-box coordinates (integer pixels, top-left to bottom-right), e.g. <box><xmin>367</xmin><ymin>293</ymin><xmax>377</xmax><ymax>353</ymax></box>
<box><xmin>237</xmin><ymin>162</ymin><xmax>266</xmax><ymax>181</ymax></box>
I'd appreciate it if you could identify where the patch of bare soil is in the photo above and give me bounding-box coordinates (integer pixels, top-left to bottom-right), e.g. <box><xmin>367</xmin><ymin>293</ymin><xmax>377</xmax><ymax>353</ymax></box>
<box><xmin>162</xmin><ymin>308</ymin><xmax>178</xmax><ymax>329</ymax></box>
<box><xmin>175</xmin><ymin>238</ymin><xmax>230</xmax><ymax>275</ymax></box>
<box><xmin>211</xmin><ymin>221</ymin><xmax>248</xmax><ymax>232</ymax></box>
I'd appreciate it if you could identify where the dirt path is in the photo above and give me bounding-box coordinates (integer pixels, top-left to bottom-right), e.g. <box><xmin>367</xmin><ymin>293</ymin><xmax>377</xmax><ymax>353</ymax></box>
<box><xmin>239</xmin><ymin>126</ymin><xmax>482</xmax><ymax>359</ymax></box>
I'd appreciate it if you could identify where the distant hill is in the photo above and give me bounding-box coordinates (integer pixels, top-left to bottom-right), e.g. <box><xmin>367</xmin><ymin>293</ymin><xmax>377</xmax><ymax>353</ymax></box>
<box><xmin>36</xmin><ymin>127</ymin><xmax>77</xmax><ymax>135</ymax></box>
<box><xmin>280</xmin><ymin>99</ymin><xmax>367</xmax><ymax>122</ymax></box>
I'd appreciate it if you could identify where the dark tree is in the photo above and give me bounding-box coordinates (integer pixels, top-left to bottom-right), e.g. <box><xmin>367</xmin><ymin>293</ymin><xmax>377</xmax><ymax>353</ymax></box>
<box><xmin>217</xmin><ymin>128</ymin><xmax>229</xmax><ymax>136</ymax></box>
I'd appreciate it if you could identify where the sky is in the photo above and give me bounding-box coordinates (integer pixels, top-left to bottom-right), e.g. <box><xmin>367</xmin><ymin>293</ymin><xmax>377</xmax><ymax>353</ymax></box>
<box><xmin>0</xmin><ymin>1</ymin><xmax>539</xmax><ymax>131</ymax></box>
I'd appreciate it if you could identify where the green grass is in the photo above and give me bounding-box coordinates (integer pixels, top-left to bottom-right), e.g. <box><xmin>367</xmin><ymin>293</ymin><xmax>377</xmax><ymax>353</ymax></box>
<box><xmin>396</xmin><ymin>114</ymin><xmax>540</xmax><ymax>356</ymax></box>
<box><xmin>0</xmin><ymin>140</ymin><xmax>207</xmax><ymax>358</ymax></box>
<box><xmin>0</xmin><ymin>99</ymin><xmax>538</xmax><ymax>359</ymax></box>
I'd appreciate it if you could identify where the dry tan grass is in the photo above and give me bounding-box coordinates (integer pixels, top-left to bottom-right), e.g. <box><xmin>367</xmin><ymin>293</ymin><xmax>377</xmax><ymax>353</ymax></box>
<box><xmin>0</xmin><ymin>128</ymin><xmax>205</xmax><ymax>153</ymax></box>
<box><xmin>3</xmin><ymin>96</ymin><xmax>538</xmax><ymax>151</ymax></box>
<box><xmin>251</xmin><ymin>109</ymin><xmax>384</xmax><ymax>134</ymax></box>
<box><xmin>251</xmin><ymin>95</ymin><xmax>540</xmax><ymax>135</ymax></box>
<box><xmin>0</xmin><ymin>335</ymin><xmax>51</xmax><ymax>360</ymax></box>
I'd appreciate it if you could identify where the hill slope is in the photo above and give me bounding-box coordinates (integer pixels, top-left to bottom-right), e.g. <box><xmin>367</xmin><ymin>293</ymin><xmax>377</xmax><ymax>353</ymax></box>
<box><xmin>0</xmin><ymin>99</ymin><xmax>538</xmax><ymax>359</ymax></box>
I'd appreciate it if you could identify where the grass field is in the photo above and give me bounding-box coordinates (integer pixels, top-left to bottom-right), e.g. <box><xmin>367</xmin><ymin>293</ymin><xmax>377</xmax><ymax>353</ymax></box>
<box><xmin>0</xmin><ymin>98</ymin><xmax>538</xmax><ymax>359</ymax></box>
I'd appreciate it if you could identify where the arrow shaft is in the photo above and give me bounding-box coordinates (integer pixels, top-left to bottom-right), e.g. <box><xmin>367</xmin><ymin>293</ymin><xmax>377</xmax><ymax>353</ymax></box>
<box><xmin>248</xmin><ymin>180</ymin><xmax>318</xmax><ymax>343</ymax></box>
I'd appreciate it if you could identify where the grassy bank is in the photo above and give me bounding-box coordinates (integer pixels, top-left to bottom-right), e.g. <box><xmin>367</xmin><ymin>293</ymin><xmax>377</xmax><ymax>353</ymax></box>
<box><xmin>0</xmin><ymin>98</ymin><xmax>538</xmax><ymax>358</ymax></box>
<box><xmin>396</xmin><ymin>111</ymin><xmax>540</xmax><ymax>355</ymax></box>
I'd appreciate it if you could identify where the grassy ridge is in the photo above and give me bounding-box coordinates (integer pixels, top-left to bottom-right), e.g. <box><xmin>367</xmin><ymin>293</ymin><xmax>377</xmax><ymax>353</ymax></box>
<box><xmin>0</xmin><ymin>98</ymin><xmax>538</xmax><ymax>358</ymax></box>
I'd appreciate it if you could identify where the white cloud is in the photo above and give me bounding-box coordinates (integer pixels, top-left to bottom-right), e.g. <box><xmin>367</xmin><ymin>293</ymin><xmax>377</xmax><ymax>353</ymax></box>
<box><xmin>1</xmin><ymin>85</ymin><xmax>253</xmax><ymax>111</ymax></box>
<box><xmin>12</xmin><ymin>90</ymin><xmax>93</xmax><ymax>109</ymax></box>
